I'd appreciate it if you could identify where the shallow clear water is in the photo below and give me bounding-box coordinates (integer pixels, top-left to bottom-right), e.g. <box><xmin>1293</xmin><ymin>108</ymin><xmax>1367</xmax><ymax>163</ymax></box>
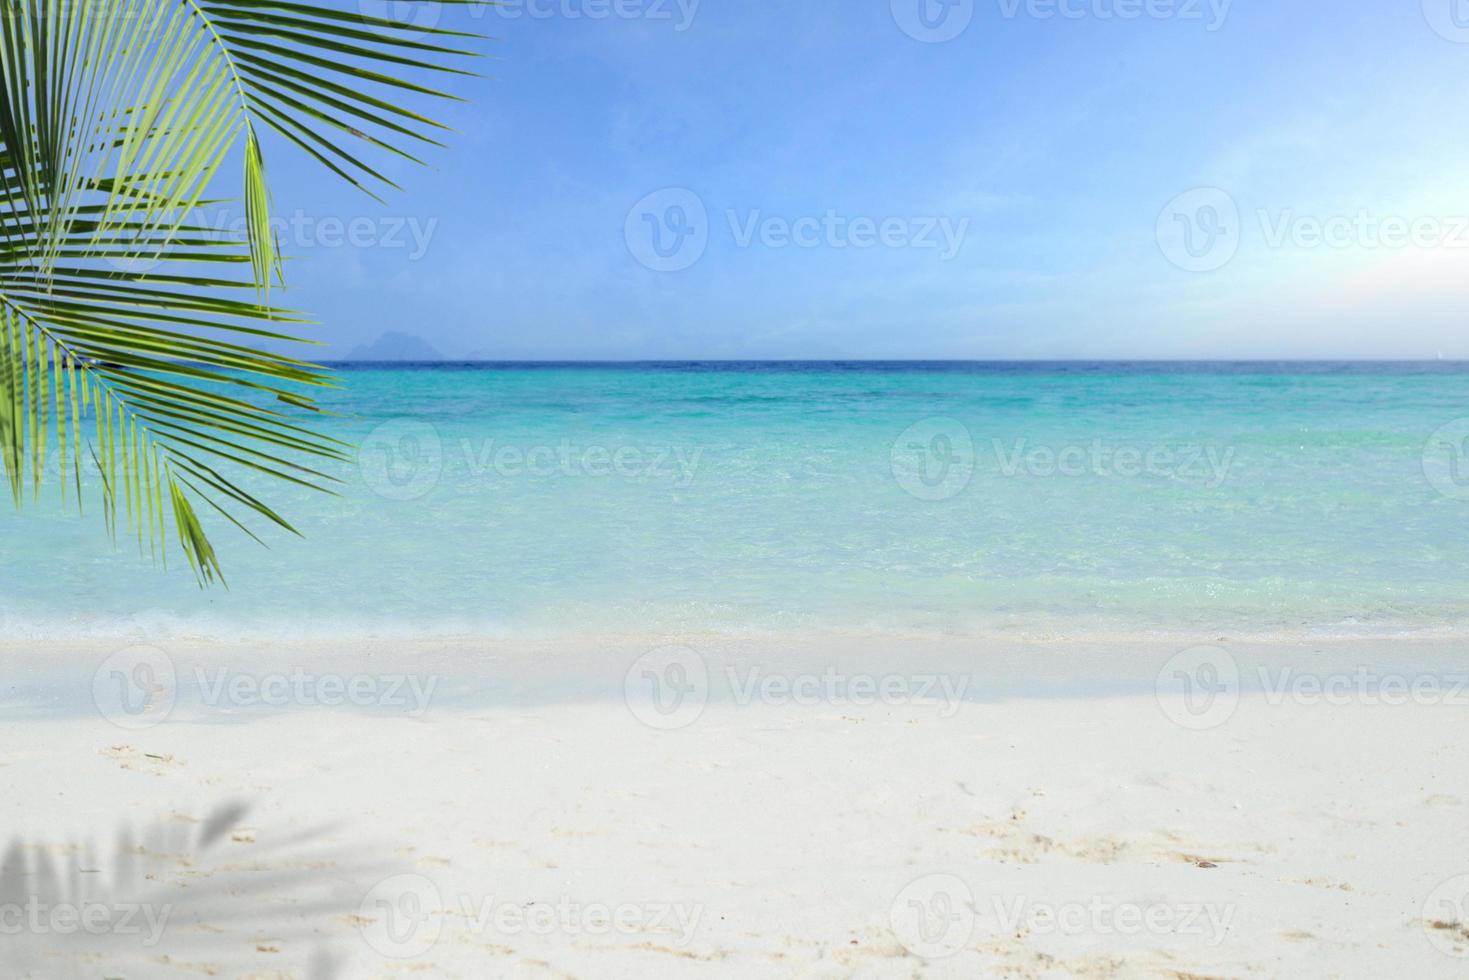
<box><xmin>6</xmin><ymin>362</ymin><xmax>1469</xmax><ymax>640</ymax></box>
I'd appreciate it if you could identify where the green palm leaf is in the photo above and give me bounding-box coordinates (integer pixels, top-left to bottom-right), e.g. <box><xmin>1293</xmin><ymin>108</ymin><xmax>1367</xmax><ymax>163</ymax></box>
<box><xmin>0</xmin><ymin>0</ymin><xmax>484</xmax><ymax>585</ymax></box>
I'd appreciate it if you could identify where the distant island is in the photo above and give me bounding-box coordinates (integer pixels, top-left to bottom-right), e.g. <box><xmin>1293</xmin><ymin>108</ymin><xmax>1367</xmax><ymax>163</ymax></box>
<box><xmin>347</xmin><ymin>331</ymin><xmax>444</xmax><ymax>361</ymax></box>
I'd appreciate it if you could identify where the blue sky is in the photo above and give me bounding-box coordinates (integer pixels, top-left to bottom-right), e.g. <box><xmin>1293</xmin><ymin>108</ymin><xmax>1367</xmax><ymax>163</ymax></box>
<box><xmin>256</xmin><ymin>0</ymin><xmax>1469</xmax><ymax>359</ymax></box>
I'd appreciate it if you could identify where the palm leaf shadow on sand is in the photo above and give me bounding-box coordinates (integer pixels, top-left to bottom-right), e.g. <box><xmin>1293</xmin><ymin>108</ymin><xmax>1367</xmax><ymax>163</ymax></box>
<box><xmin>0</xmin><ymin>798</ymin><xmax>396</xmax><ymax>978</ymax></box>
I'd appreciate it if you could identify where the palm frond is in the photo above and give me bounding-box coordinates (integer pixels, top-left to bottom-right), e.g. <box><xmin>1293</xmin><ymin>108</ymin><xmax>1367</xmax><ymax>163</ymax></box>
<box><xmin>182</xmin><ymin>0</ymin><xmax>489</xmax><ymax>288</ymax></box>
<box><xmin>0</xmin><ymin>0</ymin><xmax>485</xmax><ymax>584</ymax></box>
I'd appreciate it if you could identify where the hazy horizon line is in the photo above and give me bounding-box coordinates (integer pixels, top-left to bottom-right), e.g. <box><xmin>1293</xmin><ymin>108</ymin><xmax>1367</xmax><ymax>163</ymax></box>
<box><xmin>320</xmin><ymin>357</ymin><xmax>1469</xmax><ymax>365</ymax></box>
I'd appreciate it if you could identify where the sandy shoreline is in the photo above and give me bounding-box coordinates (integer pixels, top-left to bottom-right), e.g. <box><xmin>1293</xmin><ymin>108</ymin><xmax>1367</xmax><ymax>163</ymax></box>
<box><xmin>3</xmin><ymin>637</ymin><xmax>1469</xmax><ymax>977</ymax></box>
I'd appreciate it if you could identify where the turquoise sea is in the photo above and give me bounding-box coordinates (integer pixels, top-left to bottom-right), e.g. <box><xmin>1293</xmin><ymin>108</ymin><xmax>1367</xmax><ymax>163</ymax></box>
<box><xmin>6</xmin><ymin>362</ymin><xmax>1469</xmax><ymax>641</ymax></box>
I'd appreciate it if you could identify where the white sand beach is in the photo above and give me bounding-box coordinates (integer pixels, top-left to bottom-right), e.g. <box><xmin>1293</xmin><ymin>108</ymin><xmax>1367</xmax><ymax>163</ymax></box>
<box><xmin>3</xmin><ymin>634</ymin><xmax>1467</xmax><ymax>978</ymax></box>
<box><xmin>4</xmin><ymin>1</ymin><xmax>1468</xmax><ymax>977</ymax></box>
